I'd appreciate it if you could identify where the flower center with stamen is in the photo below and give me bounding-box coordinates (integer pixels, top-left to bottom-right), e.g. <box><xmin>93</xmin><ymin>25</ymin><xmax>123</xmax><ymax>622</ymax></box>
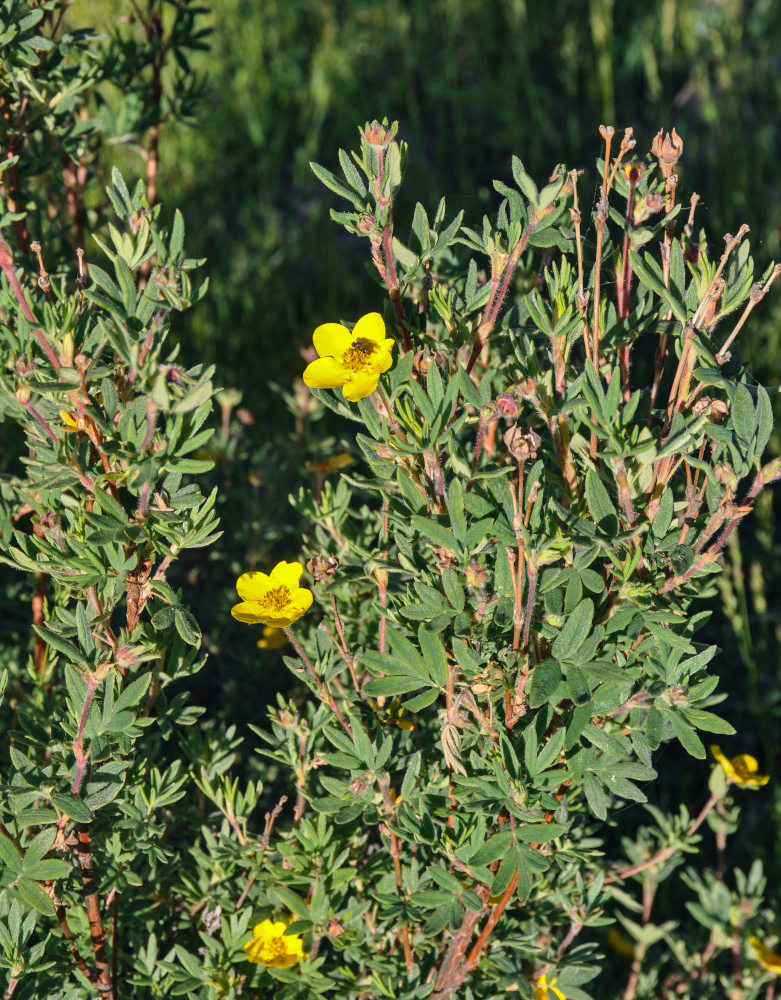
<box><xmin>341</xmin><ymin>338</ymin><xmax>377</xmax><ymax>372</ymax></box>
<box><xmin>265</xmin><ymin>937</ymin><xmax>288</xmax><ymax>959</ymax></box>
<box><xmin>260</xmin><ymin>586</ymin><xmax>291</xmax><ymax>612</ymax></box>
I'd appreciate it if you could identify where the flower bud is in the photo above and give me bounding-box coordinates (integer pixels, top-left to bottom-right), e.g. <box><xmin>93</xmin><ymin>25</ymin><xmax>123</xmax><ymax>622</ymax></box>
<box><xmin>496</xmin><ymin>392</ymin><xmax>521</xmax><ymax>418</ymax></box>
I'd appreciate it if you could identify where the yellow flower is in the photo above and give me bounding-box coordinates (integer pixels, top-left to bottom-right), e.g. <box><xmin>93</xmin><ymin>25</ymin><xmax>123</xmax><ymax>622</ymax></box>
<box><xmin>750</xmin><ymin>936</ymin><xmax>781</xmax><ymax>975</ymax></box>
<box><xmin>256</xmin><ymin>626</ymin><xmax>288</xmax><ymax>650</ymax></box>
<box><xmin>710</xmin><ymin>745</ymin><xmax>769</xmax><ymax>788</ymax></box>
<box><xmin>305</xmin><ymin>453</ymin><xmax>354</xmax><ymax>474</ymax></box>
<box><xmin>302</xmin><ymin>312</ymin><xmax>394</xmax><ymax>402</ymax></box>
<box><xmin>243</xmin><ymin>919</ymin><xmax>307</xmax><ymax>968</ymax></box>
<box><xmin>232</xmin><ymin>561</ymin><xmax>313</xmax><ymax>628</ymax></box>
<box><xmin>607</xmin><ymin>925</ymin><xmax>636</xmax><ymax>958</ymax></box>
<box><xmin>534</xmin><ymin>973</ymin><xmax>566</xmax><ymax>1000</ymax></box>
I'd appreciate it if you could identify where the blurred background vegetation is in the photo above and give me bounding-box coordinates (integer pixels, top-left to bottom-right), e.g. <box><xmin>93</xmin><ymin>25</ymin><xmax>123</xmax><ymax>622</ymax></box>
<box><xmin>48</xmin><ymin>0</ymin><xmax>781</xmax><ymax>913</ymax></box>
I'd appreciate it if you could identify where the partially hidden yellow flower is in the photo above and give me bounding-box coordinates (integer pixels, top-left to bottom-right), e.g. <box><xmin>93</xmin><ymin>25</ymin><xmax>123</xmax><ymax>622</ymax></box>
<box><xmin>607</xmin><ymin>925</ymin><xmax>636</xmax><ymax>958</ymax></box>
<box><xmin>710</xmin><ymin>745</ymin><xmax>769</xmax><ymax>788</ymax></box>
<box><xmin>60</xmin><ymin>409</ymin><xmax>88</xmax><ymax>432</ymax></box>
<box><xmin>534</xmin><ymin>973</ymin><xmax>566</xmax><ymax>1000</ymax></box>
<box><xmin>256</xmin><ymin>626</ymin><xmax>288</xmax><ymax>650</ymax></box>
<box><xmin>243</xmin><ymin>919</ymin><xmax>307</xmax><ymax>968</ymax></box>
<box><xmin>750</xmin><ymin>936</ymin><xmax>781</xmax><ymax>975</ymax></box>
<box><xmin>232</xmin><ymin>561</ymin><xmax>313</xmax><ymax>628</ymax></box>
<box><xmin>302</xmin><ymin>312</ymin><xmax>394</xmax><ymax>402</ymax></box>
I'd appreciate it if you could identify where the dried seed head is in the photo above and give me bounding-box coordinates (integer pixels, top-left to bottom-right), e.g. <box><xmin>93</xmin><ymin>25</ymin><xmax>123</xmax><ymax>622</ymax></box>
<box><xmin>651</xmin><ymin>128</ymin><xmax>684</xmax><ymax>179</ymax></box>
<box><xmin>413</xmin><ymin>350</ymin><xmax>430</xmax><ymax>375</ymax></box>
<box><xmin>694</xmin><ymin>396</ymin><xmax>729</xmax><ymax>424</ymax></box>
<box><xmin>306</xmin><ymin>554</ymin><xmax>339</xmax><ymax>583</ymax></box>
<box><xmin>437</xmin><ymin>548</ymin><xmax>458</xmax><ymax>571</ymax></box>
<box><xmin>504</xmin><ymin>425</ymin><xmax>542</xmax><ymax>462</ymax></box>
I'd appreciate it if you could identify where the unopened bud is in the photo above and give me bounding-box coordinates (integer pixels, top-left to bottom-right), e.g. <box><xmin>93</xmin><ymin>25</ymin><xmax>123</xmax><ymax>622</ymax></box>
<box><xmin>116</xmin><ymin>645</ymin><xmax>138</xmax><ymax>670</ymax></box>
<box><xmin>496</xmin><ymin>392</ymin><xmax>521</xmax><ymax>418</ymax></box>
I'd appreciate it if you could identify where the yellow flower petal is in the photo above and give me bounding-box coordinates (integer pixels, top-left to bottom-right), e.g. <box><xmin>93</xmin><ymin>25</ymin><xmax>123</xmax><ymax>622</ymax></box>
<box><xmin>269</xmin><ymin>560</ymin><xmax>304</xmax><ymax>590</ymax></box>
<box><xmin>351</xmin><ymin>311</ymin><xmax>386</xmax><ymax>344</ymax></box>
<box><xmin>711</xmin><ymin>745</ymin><xmax>769</xmax><ymax>787</ymax></box>
<box><xmin>731</xmin><ymin>754</ymin><xmax>769</xmax><ymax>785</ymax></box>
<box><xmin>303</xmin><ymin>355</ymin><xmax>348</xmax><ymax>389</ymax></box>
<box><xmin>751</xmin><ymin>936</ymin><xmax>781</xmax><ymax>974</ymax></box>
<box><xmin>257</xmin><ymin>626</ymin><xmax>288</xmax><ymax>649</ymax></box>
<box><xmin>231</xmin><ymin>601</ymin><xmax>269</xmax><ymax>624</ymax></box>
<box><xmin>378</xmin><ymin>341</ymin><xmax>396</xmax><ymax>370</ymax></box>
<box><xmin>236</xmin><ymin>571</ymin><xmax>271</xmax><ymax>603</ymax></box>
<box><xmin>312</xmin><ymin>322</ymin><xmax>352</xmax><ymax>357</ymax></box>
<box><xmin>343</xmin><ymin>371</ymin><xmax>380</xmax><ymax>401</ymax></box>
<box><xmin>243</xmin><ymin>918</ymin><xmax>307</xmax><ymax>968</ymax></box>
<box><xmin>534</xmin><ymin>973</ymin><xmax>567</xmax><ymax>1000</ymax></box>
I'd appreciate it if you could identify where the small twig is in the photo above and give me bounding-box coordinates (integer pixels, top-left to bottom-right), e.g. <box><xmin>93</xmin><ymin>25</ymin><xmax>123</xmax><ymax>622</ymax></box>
<box><xmin>236</xmin><ymin>874</ymin><xmax>257</xmax><ymax>911</ymax></box>
<box><xmin>284</xmin><ymin>627</ymin><xmax>353</xmax><ymax>738</ymax></box>
<box><xmin>605</xmin><ymin>792</ymin><xmax>719</xmax><ymax>884</ymax></box>
<box><xmin>73</xmin><ymin>829</ymin><xmax>114</xmax><ymax>999</ymax></box>
<box><xmin>568</xmin><ymin>169</ymin><xmax>590</xmax><ymax>362</ymax></box>
<box><xmin>463</xmin><ymin>869</ymin><xmax>519</xmax><ymax>972</ymax></box>
<box><xmin>716</xmin><ymin>264</ymin><xmax>781</xmax><ymax>364</ymax></box>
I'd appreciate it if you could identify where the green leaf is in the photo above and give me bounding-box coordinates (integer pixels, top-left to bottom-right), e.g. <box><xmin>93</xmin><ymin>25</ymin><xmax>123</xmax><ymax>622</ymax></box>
<box><xmin>418</xmin><ymin>626</ymin><xmax>448</xmax><ymax>687</ymax></box>
<box><xmin>51</xmin><ymin>794</ymin><xmax>93</xmax><ymax>824</ymax></box>
<box><xmin>515</xmin><ymin>823</ymin><xmax>566</xmax><ymax>843</ymax></box>
<box><xmin>169</xmin><ymin>208</ymin><xmax>185</xmax><ymax>259</ymax></box>
<box><xmin>403</xmin><ymin>687</ymin><xmax>440</xmax><ymax>711</ymax></box>
<box><xmin>411</xmin><ymin>515</ymin><xmax>460</xmax><ymax>554</ymax></box>
<box><xmin>17</xmin><ymin>878</ymin><xmax>55</xmax><ymax>917</ymax></box>
<box><xmin>652</xmin><ymin>488</ymin><xmax>674</xmax><ymax>539</ymax></box>
<box><xmin>630</xmin><ymin>250</ymin><xmax>687</xmax><ymax>323</ymax></box>
<box><xmin>528</xmin><ymin>659</ymin><xmax>562</xmax><ymax>709</ymax></box>
<box><xmin>364</xmin><ymin>676</ymin><xmax>426</xmax><ymax>697</ymax></box>
<box><xmin>666</xmin><ymin>710</ymin><xmax>706</xmax><ymax>758</ymax></box>
<box><xmin>490</xmin><ymin>845</ymin><xmax>520</xmax><ymax>897</ymax></box>
<box><xmin>310</xmin><ymin>161</ymin><xmax>363</xmax><ymax>205</ymax></box>
<box><xmin>584</xmin><ymin>774</ymin><xmax>607</xmax><ymax>820</ymax></box>
<box><xmin>33</xmin><ymin>626</ymin><xmax>81</xmax><ymax>664</ymax></box>
<box><xmin>112</xmin><ymin>674</ymin><xmax>152</xmax><ymax>716</ymax></box>
<box><xmin>23</xmin><ymin>859</ymin><xmax>71</xmax><ymax>880</ymax></box>
<box><xmin>23</xmin><ymin>828</ymin><xmax>56</xmax><ymax>864</ymax></box>
<box><xmin>75</xmin><ymin>603</ymin><xmax>94</xmax><ymax>655</ymax></box>
<box><xmin>170</xmin><ymin>377</ymin><xmax>214</xmax><ymax>415</ymax></box>
<box><xmin>566</xmin><ymin>666</ymin><xmax>591</xmax><ymax>706</ymax></box>
<box><xmin>173</xmin><ymin>605</ymin><xmax>201</xmax><ymax>646</ymax></box>
<box><xmin>0</xmin><ymin>835</ymin><xmax>22</xmax><ymax>874</ymax></box>
<box><xmin>732</xmin><ymin>382</ymin><xmax>756</xmax><ymax>445</ymax></box>
<box><xmin>441</xmin><ymin>568</ymin><xmax>465</xmax><ymax>611</ymax></box>
<box><xmin>551</xmin><ymin>598</ymin><xmax>594</xmax><ymax>662</ymax></box>
<box><xmin>471</xmin><ymin>831</ymin><xmax>514</xmax><ymax>866</ymax></box>
<box><xmin>447</xmin><ymin>479</ymin><xmax>467</xmax><ymax>544</ymax></box>
<box><xmin>585</xmin><ymin>470</ymin><xmax>618</xmax><ymax>533</ymax></box>
<box><xmin>756</xmin><ymin>383</ymin><xmax>773</xmax><ymax>456</ymax></box>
